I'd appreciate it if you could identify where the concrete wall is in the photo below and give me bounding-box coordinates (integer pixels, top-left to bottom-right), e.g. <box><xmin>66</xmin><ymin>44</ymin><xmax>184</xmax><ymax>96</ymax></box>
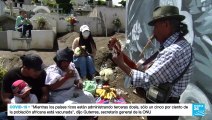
<box><xmin>0</xmin><ymin>1</ymin><xmax>5</xmax><ymax>16</ymax></box>
<box><xmin>28</xmin><ymin>6</ymin><xmax>125</xmax><ymax>36</ymax></box>
<box><xmin>4</xmin><ymin>8</ymin><xmax>20</xmax><ymax>16</ymax></box>
<box><xmin>73</xmin><ymin>0</ymin><xmax>89</xmax><ymax>6</ymax></box>
<box><xmin>30</xmin><ymin>13</ymin><xmax>57</xmax><ymax>33</ymax></box>
<box><xmin>7</xmin><ymin>30</ymin><xmax>29</xmax><ymax>50</ymax></box>
<box><xmin>24</xmin><ymin>0</ymin><xmax>32</xmax><ymax>5</ymax></box>
<box><xmin>56</xmin><ymin>16</ymin><xmax>103</xmax><ymax>35</ymax></box>
<box><xmin>0</xmin><ymin>31</ymin><xmax>8</xmax><ymax>49</ymax></box>
<box><xmin>31</xmin><ymin>30</ymin><xmax>55</xmax><ymax>49</ymax></box>
<box><xmin>22</xmin><ymin>4</ymin><xmax>37</xmax><ymax>12</ymax></box>
<box><xmin>74</xmin><ymin>16</ymin><xmax>102</xmax><ymax>35</ymax></box>
<box><xmin>0</xmin><ymin>19</ymin><xmax>16</xmax><ymax>31</ymax></box>
<box><xmin>30</xmin><ymin>13</ymin><xmax>66</xmax><ymax>33</ymax></box>
<box><xmin>31</xmin><ymin>14</ymin><xmax>103</xmax><ymax>35</ymax></box>
<box><xmin>89</xmin><ymin>6</ymin><xmax>126</xmax><ymax>34</ymax></box>
<box><xmin>57</xmin><ymin>6</ymin><xmax>125</xmax><ymax>35</ymax></box>
<box><xmin>5</xmin><ymin>30</ymin><xmax>55</xmax><ymax>50</ymax></box>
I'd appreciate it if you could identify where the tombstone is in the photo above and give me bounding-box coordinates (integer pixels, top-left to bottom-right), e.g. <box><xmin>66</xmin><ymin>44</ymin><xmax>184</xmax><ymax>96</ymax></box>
<box><xmin>0</xmin><ymin>15</ymin><xmax>16</xmax><ymax>31</ymax></box>
<box><xmin>32</xmin><ymin>6</ymin><xmax>51</xmax><ymax>13</ymax></box>
<box><xmin>0</xmin><ymin>15</ymin><xmax>15</xmax><ymax>49</ymax></box>
<box><xmin>24</xmin><ymin>0</ymin><xmax>32</xmax><ymax>5</ymax></box>
<box><xmin>30</xmin><ymin>13</ymin><xmax>57</xmax><ymax>32</ymax></box>
<box><xmin>76</xmin><ymin>0</ymin><xmax>89</xmax><ymax>6</ymax></box>
<box><xmin>106</xmin><ymin>0</ymin><xmax>113</xmax><ymax>7</ymax></box>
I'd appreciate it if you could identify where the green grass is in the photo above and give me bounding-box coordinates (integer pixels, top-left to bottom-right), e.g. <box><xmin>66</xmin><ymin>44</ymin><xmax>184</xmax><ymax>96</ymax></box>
<box><xmin>0</xmin><ymin>66</ymin><xmax>7</xmax><ymax>112</ymax></box>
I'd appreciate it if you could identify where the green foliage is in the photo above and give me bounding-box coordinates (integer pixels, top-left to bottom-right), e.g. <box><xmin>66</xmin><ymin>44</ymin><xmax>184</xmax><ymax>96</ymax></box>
<box><xmin>0</xmin><ymin>66</ymin><xmax>7</xmax><ymax>103</ymax></box>
<box><xmin>112</xmin><ymin>18</ymin><xmax>121</xmax><ymax>27</ymax></box>
<box><xmin>36</xmin><ymin>16</ymin><xmax>46</xmax><ymax>24</ymax></box>
<box><xmin>43</xmin><ymin>0</ymin><xmax>57</xmax><ymax>7</ymax></box>
<box><xmin>88</xmin><ymin>0</ymin><xmax>94</xmax><ymax>4</ymax></box>
<box><xmin>0</xmin><ymin>66</ymin><xmax>7</xmax><ymax>83</ymax></box>
<box><xmin>119</xmin><ymin>0</ymin><xmax>126</xmax><ymax>7</ymax></box>
<box><xmin>56</xmin><ymin>0</ymin><xmax>70</xmax><ymax>4</ymax></box>
<box><xmin>36</xmin><ymin>16</ymin><xmax>48</xmax><ymax>29</ymax></box>
<box><xmin>0</xmin><ymin>67</ymin><xmax>7</xmax><ymax>111</ymax></box>
<box><xmin>31</xmin><ymin>0</ymin><xmax>39</xmax><ymax>4</ymax></box>
<box><xmin>59</xmin><ymin>3</ymin><xmax>73</xmax><ymax>14</ymax></box>
<box><xmin>97</xmin><ymin>0</ymin><xmax>106</xmax><ymax>5</ymax></box>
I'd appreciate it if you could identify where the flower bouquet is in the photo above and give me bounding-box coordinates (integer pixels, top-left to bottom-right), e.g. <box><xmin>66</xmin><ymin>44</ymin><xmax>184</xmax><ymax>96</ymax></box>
<box><xmin>66</xmin><ymin>16</ymin><xmax>78</xmax><ymax>32</ymax></box>
<box><xmin>112</xmin><ymin>18</ymin><xmax>121</xmax><ymax>32</ymax></box>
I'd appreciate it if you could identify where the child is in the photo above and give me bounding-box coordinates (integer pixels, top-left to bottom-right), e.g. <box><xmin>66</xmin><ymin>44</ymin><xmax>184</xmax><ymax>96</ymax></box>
<box><xmin>11</xmin><ymin>80</ymin><xmax>38</xmax><ymax>120</ymax></box>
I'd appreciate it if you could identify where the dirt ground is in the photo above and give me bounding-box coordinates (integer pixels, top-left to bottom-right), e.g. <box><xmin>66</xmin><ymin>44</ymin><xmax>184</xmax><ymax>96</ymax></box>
<box><xmin>0</xmin><ymin>32</ymin><xmax>146</xmax><ymax>120</ymax></box>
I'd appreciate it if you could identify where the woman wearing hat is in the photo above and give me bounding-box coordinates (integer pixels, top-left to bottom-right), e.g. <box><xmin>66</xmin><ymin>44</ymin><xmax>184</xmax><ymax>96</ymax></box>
<box><xmin>112</xmin><ymin>5</ymin><xmax>193</xmax><ymax>120</ymax></box>
<box><xmin>72</xmin><ymin>25</ymin><xmax>96</xmax><ymax>80</ymax></box>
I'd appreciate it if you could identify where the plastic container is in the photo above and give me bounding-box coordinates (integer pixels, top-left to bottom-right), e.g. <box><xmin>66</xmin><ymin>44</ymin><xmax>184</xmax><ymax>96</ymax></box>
<box><xmin>83</xmin><ymin>80</ymin><xmax>97</xmax><ymax>95</ymax></box>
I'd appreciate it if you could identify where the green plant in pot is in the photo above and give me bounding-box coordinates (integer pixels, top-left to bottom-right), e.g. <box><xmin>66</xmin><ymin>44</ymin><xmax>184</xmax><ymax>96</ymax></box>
<box><xmin>36</xmin><ymin>16</ymin><xmax>47</xmax><ymax>30</ymax></box>
<box><xmin>0</xmin><ymin>66</ymin><xmax>7</xmax><ymax>108</ymax></box>
<box><xmin>65</xmin><ymin>16</ymin><xmax>78</xmax><ymax>32</ymax></box>
<box><xmin>112</xmin><ymin>18</ymin><xmax>121</xmax><ymax>33</ymax></box>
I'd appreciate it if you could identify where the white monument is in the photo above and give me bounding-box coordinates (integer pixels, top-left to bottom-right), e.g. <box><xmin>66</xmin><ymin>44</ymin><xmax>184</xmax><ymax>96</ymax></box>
<box><xmin>0</xmin><ymin>0</ymin><xmax>5</xmax><ymax>15</ymax></box>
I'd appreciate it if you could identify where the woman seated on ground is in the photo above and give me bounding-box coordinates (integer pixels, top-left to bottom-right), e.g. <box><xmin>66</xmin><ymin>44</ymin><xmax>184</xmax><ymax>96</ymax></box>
<box><xmin>72</xmin><ymin>25</ymin><xmax>96</xmax><ymax>80</ymax></box>
<box><xmin>45</xmin><ymin>47</ymin><xmax>94</xmax><ymax>103</ymax></box>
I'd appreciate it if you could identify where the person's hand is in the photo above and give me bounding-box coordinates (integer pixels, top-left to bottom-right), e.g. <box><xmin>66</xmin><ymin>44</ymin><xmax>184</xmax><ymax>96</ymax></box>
<box><xmin>22</xmin><ymin>96</ymin><xmax>30</xmax><ymax>103</ymax></box>
<box><xmin>74</xmin><ymin>80</ymin><xmax>83</xmax><ymax>90</ymax></box>
<box><xmin>64</xmin><ymin>69</ymin><xmax>75</xmax><ymax>79</ymax></box>
<box><xmin>39</xmin><ymin>95</ymin><xmax>48</xmax><ymax>103</ymax></box>
<box><xmin>112</xmin><ymin>49</ymin><xmax>124</xmax><ymax>65</ymax></box>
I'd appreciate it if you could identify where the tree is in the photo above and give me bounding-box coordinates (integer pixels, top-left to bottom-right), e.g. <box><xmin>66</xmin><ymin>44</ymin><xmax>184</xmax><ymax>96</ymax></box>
<box><xmin>119</xmin><ymin>0</ymin><xmax>126</xmax><ymax>7</ymax></box>
<box><xmin>88</xmin><ymin>0</ymin><xmax>94</xmax><ymax>4</ymax></box>
<box><xmin>97</xmin><ymin>0</ymin><xmax>106</xmax><ymax>6</ymax></box>
<box><xmin>55</xmin><ymin>0</ymin><xmax>70</xmax><ymax>4</ymax></box>
<box><xmin>55</xmin><ymin>0</ymin><xmax>73</xmax><ymax>14</ymax></box>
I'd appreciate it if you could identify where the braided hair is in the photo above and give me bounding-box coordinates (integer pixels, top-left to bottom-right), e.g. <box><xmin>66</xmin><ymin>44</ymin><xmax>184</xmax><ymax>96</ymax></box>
<box><xmin>169</xmin><ymin>19</ymin><xmax>188</xmax><ymax>37</ymax></box>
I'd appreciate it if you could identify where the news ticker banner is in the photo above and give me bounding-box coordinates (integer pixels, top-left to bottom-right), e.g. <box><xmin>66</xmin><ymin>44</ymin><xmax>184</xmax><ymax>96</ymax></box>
<box><xmin>8</xmin><ymin>103</ymin><xmax>205</xmax><ymax>116</ymax></box>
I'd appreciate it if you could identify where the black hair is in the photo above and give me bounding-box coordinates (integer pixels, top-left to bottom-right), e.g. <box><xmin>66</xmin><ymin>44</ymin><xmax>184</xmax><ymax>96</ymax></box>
<box><xmin>169</xmin><ymin>19</ymin><xmax>188</xmax><ymax>37</ymax></box>
<box><xmin>53</xmin><ymin>47</ymin><xmax>74</xmax><ymax>67</ymax></box>
<box><xmin>19</xmin><ymin>10</ymin><xmax>26</xmax><ymax>15</ymax></box>
<box><xmin>79</xmin><ymin>32</ymin><xmax>96</xmax><ymax>54</ymax></box>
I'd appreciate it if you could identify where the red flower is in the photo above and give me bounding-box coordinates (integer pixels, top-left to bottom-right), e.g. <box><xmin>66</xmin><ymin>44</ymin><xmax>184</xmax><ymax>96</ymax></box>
<box><xmin>66</xmin><ymin>16</ymin><xmax>78</xmax><ymax>25</ymax></box>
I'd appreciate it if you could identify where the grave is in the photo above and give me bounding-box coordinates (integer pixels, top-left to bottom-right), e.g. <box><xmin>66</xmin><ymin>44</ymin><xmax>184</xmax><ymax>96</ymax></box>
<box><xmin>0</xmin><ymin>1</ymin><xmax>57</xmax><ymax>51</ymax></box>
<box><xmin>4</xmin><ymin>30</ymin><xmax>55</xmax><ymax>50</ymax></box>
<box><xmin>0</xmin><ymin>29</ymin><xmax>55</xmax><ymax>50</ymax></box>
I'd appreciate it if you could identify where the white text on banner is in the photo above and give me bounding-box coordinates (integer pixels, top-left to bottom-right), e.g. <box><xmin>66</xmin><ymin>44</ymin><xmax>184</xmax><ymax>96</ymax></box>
<box><xmin>8</xmin><ymin>104</ymin><xmax>193</xmax><ymax>116</ymax></box>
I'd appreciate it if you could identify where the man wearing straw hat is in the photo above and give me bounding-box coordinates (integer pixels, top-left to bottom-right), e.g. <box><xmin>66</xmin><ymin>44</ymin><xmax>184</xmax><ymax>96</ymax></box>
<box><xmin>112</xmin><ymin>5</ymin><xmax>193</xmax><ymax>120</ymax></box>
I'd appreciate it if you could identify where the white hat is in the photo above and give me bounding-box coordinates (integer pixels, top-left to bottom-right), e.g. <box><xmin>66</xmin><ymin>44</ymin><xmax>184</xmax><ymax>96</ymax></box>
<box><xmin>80</xmin><ymin>25</ymin><xmax>90</xmax><ymax>32</ymax></box>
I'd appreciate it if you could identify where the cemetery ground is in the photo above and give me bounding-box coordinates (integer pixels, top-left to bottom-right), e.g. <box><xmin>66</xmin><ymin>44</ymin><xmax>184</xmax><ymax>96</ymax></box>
<box><xmin>0</xmin><ymin>32</ymin><xmax>146</xmax><ymax>120</ymax></box>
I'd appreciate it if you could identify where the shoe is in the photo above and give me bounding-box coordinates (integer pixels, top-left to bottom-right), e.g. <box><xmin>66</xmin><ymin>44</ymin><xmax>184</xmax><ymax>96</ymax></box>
<box><xmin>21</xmin><ymin>35</ymin><xmax>26</xmax><ymax>38</ymax></box>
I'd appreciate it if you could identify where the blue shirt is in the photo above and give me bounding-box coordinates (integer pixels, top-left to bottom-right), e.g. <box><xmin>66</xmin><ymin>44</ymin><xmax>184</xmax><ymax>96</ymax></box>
<box><xmin>131</xmin><ymin>32</ymin><xmax>193</xmax><ymax>97</ymax></box>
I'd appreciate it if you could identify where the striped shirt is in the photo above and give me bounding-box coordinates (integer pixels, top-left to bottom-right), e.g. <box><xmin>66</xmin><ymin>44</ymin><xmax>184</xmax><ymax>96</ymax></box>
<box><xmin>131</xmin><ymin>32</ymin><xmax>193</xmax><ymax>97</ymax></box>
